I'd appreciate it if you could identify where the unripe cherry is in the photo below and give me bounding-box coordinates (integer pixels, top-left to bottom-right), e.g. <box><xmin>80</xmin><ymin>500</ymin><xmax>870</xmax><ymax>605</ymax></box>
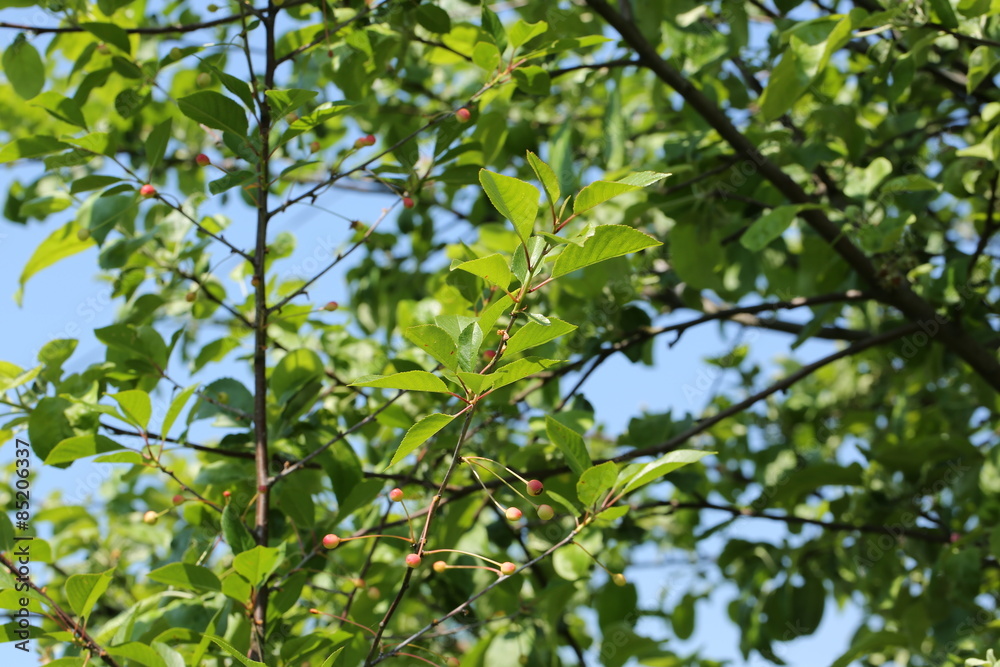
<box><xmin>309</xmin><ymin>140</ymin><xmax>321</xmax><ymax>153</ymax></box>
<box><xmin>505</xmin><ymin>507</ymin><xmax>522</xmax><ymax>521</ymax></box>
<box><xmin>322</xmin><ymin>534</ymin><xmax>340</xmax><ymax>549</ymax></box>
<box><xmin>456</xmin><ymin>107</ymin><xmax>471</xmax><ymax>122</ymax></box>
<box><xmin>96</xmin><ymin>42</ymin><xmax>110</xmax><ymax>55</ymax></box>
<box><xmin>172</xmin><ymin>494</ymin><xmax>185</xmax><ymax>505</ymax></box>
<box><xmin>536</xmin><ymin>504</ymin><xmax>554</xmax><ymax>521</ymax></box>
<box><xmin>367</xmin><ymin>586</ymin><xmax>381</xmax><ymax>600</ymax></box>
<box><xmin>143</xmin><ymin>510</ymin><xmax>158</xmax><ymax>525</ymax></box>
<box><xmin>446</xmin><ymin>659</ymin><xmax>460</xmax><ymax>667</ymax></box>
<box><xmin>323</xmin><ymin>301</ymin><xmax>339</xmax><ymax>311</ymax></box>
<box><xmin>308</xmin><ymin>608</ymin><xmax>320</xmax><ymax>614</ymax></box>
<box><xmin>483</xmin><ymin>350</ymin><xmax>496</xmax><ymax>359</ymax></box>
<box><xmin>500</xmin><ymin>561</ymin><xmax>517</xmax><ymax>576</ymax></box>
<box><xmin>195</xmin><ymin>153</ymin><xmax>211</xmax><ymax>167</ymax></box>
<box><xmin>140</xmin><ymin>184</ymin><xmax>157</xmax><ymax>198</ymax></box>
<box><xmin>402</xmin><ymin>197</ymin><xmax>415</xmax><ymax>209</ymax></box>
<box><xmin>196</xmin><ymin>72</ymin><xmax>212</xmax><ymax>88</ymax></box>
<box><xmin>363</xmin><ymin>134</ymin><xmax>376</xmax><ymax>145</ymax></box>
<box><xmin>433</xmin><ymin>560</ymin><xmax>448</xmax><ymax>573</ymax></box>
<box><xmin>405</xmin><ymin>553</ymin><xmax>422</xmax><ymax>568</ymax></box>
<box><xmin>526</xmin><ymin>479</ymin><xmax>543</xmax><ymax>496</ymax></box>
<box><xmin>76</xmin><ymin>228</ymin><xmax>91</xmax><ymax>242</ymax></box>
<box><xmin>389</xmin><ymin>488</ymin><xmax>404</xmax><ymax>502</ymax></box>
<box><xmin>612</xmin><ymin>573</ymin><xmax>627</xmax><ymax>587</ymax></box>
<box><xmin>185</xmin><ymin>292</ymin><xmax>197</xmax><ymax>302</ymax></box>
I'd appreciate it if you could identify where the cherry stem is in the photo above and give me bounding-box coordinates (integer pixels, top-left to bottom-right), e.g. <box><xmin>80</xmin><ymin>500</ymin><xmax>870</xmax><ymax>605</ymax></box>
<box><xmin>463</xmin><ymin>457</ymin><xmax>532</xmax><ymax>504</ymax></box>
<box><xmin>464</xmin><ymin>463</ymin><xmax>508</xmax><ymax>513</ymax></box>
<box><xmin>342</xmin><ymin>534</ymin><xmax>413</xmax><ymax>544</ymax></box>
<box><xmin>423</xmin><ymin>548</ymin><xmax>503</xmax><ymax>568</ymax></box>
<box><xmin>399</xmin><ymin>500</ymin><xmax>416</xmax><ymax>543</ymax></box>
<box><xmin>571</xmin><ymin>540</ymin><xmax>613</xmax><ymax>576</ymax></box>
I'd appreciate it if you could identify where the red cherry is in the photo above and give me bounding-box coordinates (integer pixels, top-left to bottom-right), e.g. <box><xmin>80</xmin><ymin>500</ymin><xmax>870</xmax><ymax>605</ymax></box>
<box><xmin>405</xmin><ymin>553</ymin><xmax>422</xmax><ymax>568</ymax></box>
<box><xmin>483</xmin><ymin>350</ymin><xmax>497</xmax><ymax>359</ymax></box>
<box><xmin>223</xmin><ymin>490</ymin><xmax>231</xmax><ymax>498</ymax></box>
<box><xmin>140</xmin><ymin>184</ymin><xmax>157</xmax><ymax>198</ymax></box>
<box><xmin>505</xmin><ymin>507</ymin><xmax>522</xmax><ymax>521</ymax></box>
<box><xmin>526</xmin><ymin>479</ymin><xmax>543</xmax><ymax>496</ymax></box>
<box><xmin>389</xmin><ymin>488</ymin><xmax>404</xmax><ymax>502</ymax></box>
<box><xmin>195</xmin><ymin>153</ymin><xmax>210</xmax><ymax>167</ymax></box>
<box><xmin>323</xmin><ymin>301</ymin><xmax>339</xmax><ymax>312</ymax></box>
<box><xmin>364</xmin><ymin>134</ymin><xmax>376</xmax><ymax>145</ymax></box>
<box><xmin>172</xmin><ymin>494</ymin><xmax>185</xmax><ymax>505</ymax></box>
<box><xmin>402</xmin><ymin>197</ymin><xmax>415</xmax><ymax>209</ymax></box>
<box><xmin>322</xmin><ymin>534</ymin><xmax>341</xmax><ymax>549</ymax></box>
<box><xmin>456</xmin><ymin>107</ymin><xmax>471</xmax><ymax>122</ymax></box>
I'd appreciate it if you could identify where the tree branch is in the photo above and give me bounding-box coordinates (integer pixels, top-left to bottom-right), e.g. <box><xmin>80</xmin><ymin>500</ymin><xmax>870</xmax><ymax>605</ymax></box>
<box><xmin>583</xmin><ymin>0</ymin><xmax>1000</xmax><ymax>393</ymax></box>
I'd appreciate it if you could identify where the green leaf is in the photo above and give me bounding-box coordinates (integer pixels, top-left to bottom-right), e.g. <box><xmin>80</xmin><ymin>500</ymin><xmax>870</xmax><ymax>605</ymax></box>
<box><xmin>3</xmin><ymin>34</ymin><xmax>44</xmax><ymax>100</ymax></box>
<box><xmin>968</xmin><ymin>45</ymin><xmax>998</xmax><ymax>94</ymax></box>
<box><xmin>453</xmin><ymin>253</ymin><xmax>512</xmax><ymax>289</ymax></box>
<box><xmin>527</xmin><ymin>151</ymin><xmax>560</xmax><ymax>207</ymax></box>
<box><xmin>481</xmin><ymin>3</ymin><xmax>508</xmax><ymax>53</ymax></box>
<box><xmin>577</xmin><ymin>461</ymin><xmax>618</xmax><ymax>507</ymax></box>
<box><xmin>33</xmin><ymin>92</ymin><xmax>87</xmax><ymax>128</ymax></box>
<box><xmin>546</xmin><ymin>416</ymin><xmax>591</xmax><ymax>477</ymax></box>
<box><xmin>271</xmin><ymin>348</ymin><xmax>324</xmax><ymax>403</ymax></box>
<box><xmin>204</xmin><ymin>636</ymin><xmax>267</xmax><ymax>667</ymax></box>
<box><xmin>491</xmin><ymin>357</ymin><xmax>563</xmax><ymax>390</ymax></box>
<box><xmin>390</xmin><ymin>413</ymin><xmax>455</xmax><ymax>467</ymax></box>
<box><xmin>65</xmin><ymin>570</ymin><xmax>113</xmax><ymax>621</ymax></box>
<box><xmin>513</xmin><ymin>66</ymin><xmax>551</xmax><ymax>95</ymax></box>
<box><xmin>405</xmin><ymin>325</ymin><xmax>459</xmax><ymax>371</ymax></box>
<box><xmin>573</xmin><ymin>172</ymin><xmax>669</xmax><ymax>215</ymax></box>
<box><xmin>552</xmin><ymin>225</ymin><xmax>661</xmax><ymax>278</ymax></box>
<box><xmin>0</xmin><ymin>136</ymin><xmax>69</xmax><ymax>164</ymax></box>
<box><xmin>44</xmin><ymin>434</ymin><xmax>122</xmax><ymax>465</ymax></box>
<box><xmin>162</xmin><ymin>385</ymin><xmax>197</xmax><ymax>437</ymax></box>
<box><xmin>233</xmin><ymin>546</ymin><xmax>281</xmax><ymax>587</ymax></box>
<box><xmin>145</xmin><ymin>118</ymin><xmax>172</xmax><ymax>172</ymax></box>
<box><xmin>16</xmin><ymin>221</ymin><xmax>93</xmax><ymax>305</ymax></box>
<box><xmin>473</xmin><ymin>41</ymin><xmax>501</xmax><ymax>73</ymax></box>
<box><xmin>457</xmin><ymin>322</ymin><xmax>484</xmax><ymax>372</ymax></box>
<box><xmin>265</xmin><ymin>88</ymin><xmax>318</xmax><ymax>118</ymax></box>
<box><xmin>740</xmin><ymin>205</ymin><xmax>801</xmax><ymax>252</ymax></box>
<box><xmin>321</xmin><ymin>648</ymin><xmax>344</xmax><ymax>667</ymax></box>
<box><xmin>148</xmin><ymin>563</ymin><xmax>221</xmax><ymax>592</ymax></box>
<box><xmin>110</xmin><ymin>390</ymin><xmax>152</xmax><ymax>429</ymax></box>
<box><xmin>621</xmin><ymin>450</ymin><xmax>713</xmax><ymax>494</ymax></box>
<box><xmin>928</xmin><ymin>0</ymin><xmax>959</xmax><ymax>28</ymax></box>
<box><xmin>93</xmin><ymin>451</ymin><xmax>145</xmax><ymax>464</ymax></box>
<box><xmin>509</xmin><ymin>19</ymin><xmax>548</xmax><ymax>50</ymax></box>
<box><xmin>416</xmin><ymin>5</ymin><xmax>451</xmax><ymax>33</ymax></box>
<box><xmin>106</xmin><ymin>642</ymin><xmax>168</xmax><ymax>667</ymax></box>
<box><xmin>76</xmin><ymin>193</ymin><xmax>136</xmax><ymax>245</ymax></box>
<box><xmin>70</xmin><ymin>175</ymin><xmax>122</xmax><ymax>194</ymax></box>
<box><xmin>178</xmin><ymin>91</ymin><xmax>249</xmax><ymax>137</ymax></box>
<box><xmin>479</xmin><ymin>170</ymin><xmax>540</xmax><ymax>244</ymax></box>
<box><xmin>478</xmin><ymin>294</ymin><xmax>514</xmax><ymax>338</ymax></box>
<box><xmin>349</xmin><ymin>371</ymin><xmax>451</xmax><ymax>394</ymax></box>
<box><xmin>503</xmin><ymin>318</ymin><xmax>576</xmax><ymax>356</ymax></box>
<box><xmin>221</xmin><ymin>504</ymin><xmax>256</xmax><ymax>555</ymax></box>
<box><xmin>80</xmin><ymin>22</ymin><xmax>131</xmax><ymax>54</ymax></box>
<box><xmin>208</xmin><ymin>169</ymin><xmax>255</xmax><ymax>195</ymax></box>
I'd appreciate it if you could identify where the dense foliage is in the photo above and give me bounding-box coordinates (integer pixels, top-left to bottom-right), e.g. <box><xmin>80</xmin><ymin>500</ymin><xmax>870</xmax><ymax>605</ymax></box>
<box><xmin>2</xmin><ymin>0</ymin><xmax>1000</xmax><ymax>665</ymax></box>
